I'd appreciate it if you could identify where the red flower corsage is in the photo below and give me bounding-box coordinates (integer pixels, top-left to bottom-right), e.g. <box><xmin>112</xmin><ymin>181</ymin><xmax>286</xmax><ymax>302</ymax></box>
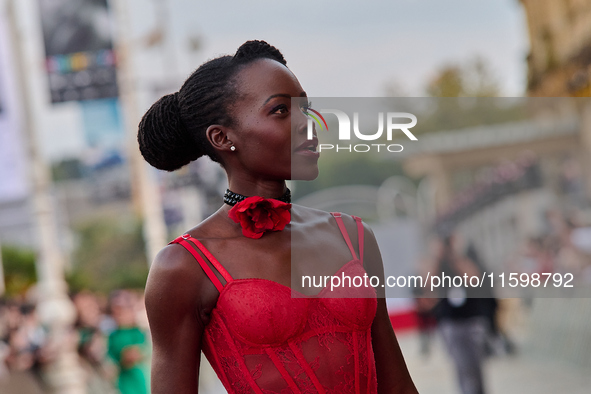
<box><xmin>228</xmin><ymin>196</ymin><xmax>292</xmax><ymax>239</ymax></box>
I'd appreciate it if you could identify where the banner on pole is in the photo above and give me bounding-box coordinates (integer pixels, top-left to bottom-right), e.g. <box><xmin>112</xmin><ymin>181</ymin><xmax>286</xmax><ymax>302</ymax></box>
<box><xmin>38</xmin><ymin>0</ymin><xmax>118</xmax><ymax>103</ymax></box>
<box><xmin>0</xmin><ymin>10</ymin><xmax>28</xmax><ymax>202</ymax></box>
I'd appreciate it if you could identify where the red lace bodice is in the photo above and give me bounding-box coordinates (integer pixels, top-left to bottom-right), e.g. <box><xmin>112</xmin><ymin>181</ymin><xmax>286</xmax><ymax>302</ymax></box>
<box><xmin>170</xmin><ymin>213</ymin><xmax>378</xmax><ymax>394</ymax></box>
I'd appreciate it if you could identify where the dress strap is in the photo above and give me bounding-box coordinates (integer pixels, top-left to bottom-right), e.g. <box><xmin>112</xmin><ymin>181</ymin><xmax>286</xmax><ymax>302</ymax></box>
<box><xmin>352</xmin><ymin>215</ymin><xmax>364</xmax><ymax>263</ymax></box>
<box><xmin>330</xmin><ymin>212</ymin><xmax>361</xmax><ymax>261</ymax></box>
<box><xmin>169</xmin><ymin>234</ymin><xmax>234</xmax><ymax>292</ymax></box>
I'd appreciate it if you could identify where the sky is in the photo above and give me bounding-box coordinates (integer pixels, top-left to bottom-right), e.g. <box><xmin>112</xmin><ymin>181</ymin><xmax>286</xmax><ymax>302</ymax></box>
<box><xmin>14</xmin><ymin>0</ymin><xmax>529</xmax><ymax>161</ymax></box>
<box><xmin>161</xmin><ymin>0</ymin><xmax>529</xmax><ymax>97</ymax></box>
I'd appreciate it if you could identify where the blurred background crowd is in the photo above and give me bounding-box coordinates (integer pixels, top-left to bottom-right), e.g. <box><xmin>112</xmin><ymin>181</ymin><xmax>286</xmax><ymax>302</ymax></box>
<box><xmin>0</xmin><ymin>289</ymin><xmax>150</xmax><ymax>393</ymax></box>
<box><xmin>1</xmin><ymin>0</ymin><xmax>591</xmax><ymax>393</ymax></box>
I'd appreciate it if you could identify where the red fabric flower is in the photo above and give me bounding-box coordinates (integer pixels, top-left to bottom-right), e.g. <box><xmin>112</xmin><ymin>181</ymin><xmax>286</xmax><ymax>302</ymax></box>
<box><xmin>228</xmin><ymin>196</ymin><xmax>291</xmax><ymax>239</ymax></box>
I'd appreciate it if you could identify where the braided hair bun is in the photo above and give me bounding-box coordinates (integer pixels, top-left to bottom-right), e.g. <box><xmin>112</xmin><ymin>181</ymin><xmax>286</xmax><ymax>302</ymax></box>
<box><xmin>137</xmin><ymin>40</ymin><xmax>287</xmax><ymax>171</ymax></box>
<box><xmin>138</xmin><ymin>93</ymin><xmax>198</xmax><ymax>171</ymax></box>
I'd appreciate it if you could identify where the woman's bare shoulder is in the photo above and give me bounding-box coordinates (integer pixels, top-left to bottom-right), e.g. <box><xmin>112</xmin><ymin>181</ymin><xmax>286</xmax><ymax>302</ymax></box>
<box><xmin>147</xmin><ymin>206</ymin><xmax>234</xmax><ymax>293</ymax></box>
<box><xmin>149</xmin><ymin>243</ymin><xmax>201</xmax><ymax>279</ymax></box>
<box><xmin>145</xmin><ymin>244</ymin><xmax>209</xmax><ymax>311</ymax></box>
<box><xmin>145</xmin><ymin>232</ymin><xmax>221</xmax><ymax>327</ymax></box>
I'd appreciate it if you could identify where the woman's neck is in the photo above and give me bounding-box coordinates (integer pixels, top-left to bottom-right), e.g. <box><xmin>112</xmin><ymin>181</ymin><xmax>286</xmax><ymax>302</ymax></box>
<box><xmin>226</xmin><ymin>179</ymin><xmax>287</xmax><ymax>200</ymax></box>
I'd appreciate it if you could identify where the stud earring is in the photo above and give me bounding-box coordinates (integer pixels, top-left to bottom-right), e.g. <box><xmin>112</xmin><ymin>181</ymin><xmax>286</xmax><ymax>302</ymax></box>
<box><xmin>230</xmin><ymin>146</ymin><xmax>236</xmax><ymax>151</ymax></box>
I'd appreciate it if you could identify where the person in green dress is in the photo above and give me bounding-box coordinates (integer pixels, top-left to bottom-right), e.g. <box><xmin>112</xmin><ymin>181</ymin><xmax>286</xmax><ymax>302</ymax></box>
<box><xmin>107</xmin><ymin>290</ymin><xmax>150</xmax><ymax>394</ymax></box>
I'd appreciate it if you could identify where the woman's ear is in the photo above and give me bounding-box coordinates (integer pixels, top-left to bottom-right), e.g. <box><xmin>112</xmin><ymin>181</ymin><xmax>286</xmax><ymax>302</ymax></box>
<box><xmin>206</xmin><ymin>125</ymin><xmax>234</xmax><ymax>153</ymax></box>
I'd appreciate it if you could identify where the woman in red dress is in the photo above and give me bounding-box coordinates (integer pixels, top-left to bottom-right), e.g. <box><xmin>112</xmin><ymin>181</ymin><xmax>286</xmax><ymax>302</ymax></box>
<box><xmin>138</xmin><ymin>40</ymin><xmax>417</xmax><ymax>394</ymax></box>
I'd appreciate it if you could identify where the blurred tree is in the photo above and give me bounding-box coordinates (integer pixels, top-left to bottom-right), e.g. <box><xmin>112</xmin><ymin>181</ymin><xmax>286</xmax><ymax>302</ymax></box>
<box><xmin>425</xmin><ymin>56</ymin><xmax>500</xmax><ymax>97</ymax></box>
<box><xmin>463</xmin><ymin>57</ymin><xmax>501</xmax><ymax>97</ymax></box>
<box><xmin>426</xmin><ymin>65</ymin><xmax>465</xmax><ymax>97</ymax></box>
<box><xmin>67</xmin><ymin>215</ymin><xmax>149</xmax><ymax>294</ymax></box>
<box><xmin>1</xmin><ymin>245</ymin><xmax>37</xmax><ymax>296</ymax></box>
<box><xmin>411</xmin><ymin>56</ymin><xmax>526</xmax><ymax>135</ymax></box>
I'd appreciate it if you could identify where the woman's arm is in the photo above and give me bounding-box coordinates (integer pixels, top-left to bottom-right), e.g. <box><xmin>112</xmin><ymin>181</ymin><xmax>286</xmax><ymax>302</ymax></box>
<box><xmin>363</xmin><ymin>223</ymin><xmax>419</xmax><ymax>394</ymax></box>
<box><xmin>144</xmin><ymin>244</ymin><xmax>215</xmax><ymax>393</ymax></box>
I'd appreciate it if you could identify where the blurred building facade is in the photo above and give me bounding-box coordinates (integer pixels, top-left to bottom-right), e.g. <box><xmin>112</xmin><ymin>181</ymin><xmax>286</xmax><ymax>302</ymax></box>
<box><xmin>402</xmin><ymin>111</ymin><xmax>586</xmax><ymax>270</ymax></box>
<box><xmin>402</xmin><ymin>0</ymin><xmax>591</xmax><ymax>263</ymax></box>
<box><xmin>399</xmin><ymin>1</ymin><xmax>591</xmax><ymax>370</ymax></box>
<box><xmin>521</xmin><ymin>0</ymin><xmax>591</xmax><ymax>97</ymax></box>
<box><xmin>519</xmin><ymin>0</ymin><xmax>591</xmax><ymax>209</ymax></box>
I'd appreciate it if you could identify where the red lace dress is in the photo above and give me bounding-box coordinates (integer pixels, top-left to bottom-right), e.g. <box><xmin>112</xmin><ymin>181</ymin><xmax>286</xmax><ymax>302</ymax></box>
<box><xmin>170</xmin><ymin>213</ymin><xmax>378</xmax><ymax>394</ymax></box>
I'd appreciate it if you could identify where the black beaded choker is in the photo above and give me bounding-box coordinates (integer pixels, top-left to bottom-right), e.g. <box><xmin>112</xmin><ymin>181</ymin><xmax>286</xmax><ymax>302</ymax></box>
<box><xmin>223</xmin><ymin>188</ymin><xmax>291</xmax><ymax>206</ymax></box>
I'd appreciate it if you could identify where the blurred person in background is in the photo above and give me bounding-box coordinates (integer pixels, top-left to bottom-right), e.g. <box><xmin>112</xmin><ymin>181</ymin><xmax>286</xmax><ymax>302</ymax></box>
<box><xmin>555</xmin><ymin>217</ymin><xmax>591</xmax><ymax>282</ymax></box>
<box><xmin>431</xmin><ymin>234</ymin><xmax>491</xmax><ymax>394</ymax></box>
<box><xmin>0</xmin><ymin>300</ymin><xmax>50</xmax><ymax>393</ymax></box>
<box><xmin>5</xmin><ymin>304</ymin><xmax>45</xmax><ymax>375</ymax></box>
<box><xmin>0</xmin><ymin>301</ymin><xmax>8</xmax><ymax>380</ymax></box>
<box><xmin>569</xmin><ymin>220</ymin><xmax>591</xmax><ymax>283</ymax></box>
<box><xmin>108</xmin><ymin>290</ymin><xmax>150</xmax><ymax>394</ymax></box>
<box><xmin>465</xmin><ymin>243</ymin><xmax>515</xmax><ymax>357</ymax></box>
<box><xmin>73</xmin><ymin>291</ymin><xmax>117</xmax><ymax>394</ymax></box>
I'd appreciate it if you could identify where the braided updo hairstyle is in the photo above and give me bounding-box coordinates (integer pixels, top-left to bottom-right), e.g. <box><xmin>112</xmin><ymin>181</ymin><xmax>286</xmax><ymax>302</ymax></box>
<box><xmin>138</xmin><ymin>40</ymin><xmax>287</xmax><ymax>171</ymax></box>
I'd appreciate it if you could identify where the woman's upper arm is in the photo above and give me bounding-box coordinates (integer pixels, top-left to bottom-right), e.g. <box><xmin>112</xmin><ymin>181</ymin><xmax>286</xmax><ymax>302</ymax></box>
<box><xmin>144</xmin><ymin>244</ymin><xmax>211</xmax><ymax>394</ymax></box>
<box><xmin>363</xmin><ymin>223</ymin><xmax>419</xmax><ymax>394</ymax></box>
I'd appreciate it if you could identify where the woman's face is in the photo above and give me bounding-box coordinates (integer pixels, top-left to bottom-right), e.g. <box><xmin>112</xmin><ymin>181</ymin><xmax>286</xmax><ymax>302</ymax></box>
<box><xmin>226</xmin><ymin>58</ymin><xmax>319</xmax><ymax>181</ymax></box>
